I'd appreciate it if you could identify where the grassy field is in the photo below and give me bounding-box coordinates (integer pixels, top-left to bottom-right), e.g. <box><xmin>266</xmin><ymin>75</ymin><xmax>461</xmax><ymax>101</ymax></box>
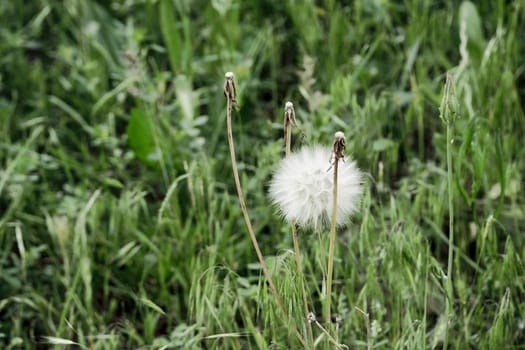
<box><xmin>1</xmin><ymin>0</ymin><xmax>524</xmax><ymax>349</ymax></box>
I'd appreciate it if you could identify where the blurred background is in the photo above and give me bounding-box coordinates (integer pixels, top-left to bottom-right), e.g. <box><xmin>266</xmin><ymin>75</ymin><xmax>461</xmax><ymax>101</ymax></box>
<box><xmin>1</xmin><ymin>0</ymin><xmax>524</xmax><ymax>348</ymax></box>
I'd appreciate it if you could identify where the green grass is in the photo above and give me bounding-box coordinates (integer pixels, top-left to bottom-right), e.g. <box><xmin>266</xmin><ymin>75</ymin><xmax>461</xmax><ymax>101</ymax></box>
<box><xmin>1</xmin><ymin>0</ymin><xmax>524</xmax><ymax>348</ymax></box>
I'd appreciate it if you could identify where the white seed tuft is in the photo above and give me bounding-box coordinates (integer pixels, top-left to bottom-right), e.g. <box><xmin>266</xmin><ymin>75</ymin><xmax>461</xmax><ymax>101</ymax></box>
<box><xmin>269</xmin><ymin>146</ymin><xmax>363</xmax><ymax>229</ymax></box>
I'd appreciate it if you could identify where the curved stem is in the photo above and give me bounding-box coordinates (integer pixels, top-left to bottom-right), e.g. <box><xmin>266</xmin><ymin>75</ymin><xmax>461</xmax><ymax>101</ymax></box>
<box><xmin>226</xmin><ymin>95</ymin><xmax>308</xmax><ymax>348</ymax></box>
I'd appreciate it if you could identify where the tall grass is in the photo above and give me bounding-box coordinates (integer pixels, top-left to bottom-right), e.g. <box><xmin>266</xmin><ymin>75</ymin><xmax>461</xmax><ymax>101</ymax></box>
<box><xmin>0</xmin><ymin>0</ymin><xmax>524</xmax><ymax>348</ymax></box>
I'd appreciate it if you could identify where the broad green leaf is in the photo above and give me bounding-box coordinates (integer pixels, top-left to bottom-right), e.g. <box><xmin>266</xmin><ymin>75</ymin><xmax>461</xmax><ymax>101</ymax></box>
<box><xmin>160</xmin><ymin>0</ymin><xmax>182</xmax><ymax>74</ymax></box>
<box><xmin>127</xmin><ymin>108</ymin><xmax>158</xmax><ymax>166</ymax></box>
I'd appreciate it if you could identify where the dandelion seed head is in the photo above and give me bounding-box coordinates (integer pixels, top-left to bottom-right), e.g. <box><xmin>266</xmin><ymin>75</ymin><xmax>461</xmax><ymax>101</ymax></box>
<box><xmin>225</xmin><ymin>71</ymin><xmax>234</xmax><ymax>79</ymax></box>
<box><xmin>269</xmin><ymin>146</ymin><xmax>363</xmax><ymax>229</ymax></box>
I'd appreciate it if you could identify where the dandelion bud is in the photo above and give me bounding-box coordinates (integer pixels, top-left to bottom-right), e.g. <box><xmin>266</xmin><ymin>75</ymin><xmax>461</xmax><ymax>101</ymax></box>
<box><xmin>331</xmin><ymin>131</ymin><xmax>346</xmax><ymax>162</ymax></box>
<box><xmin>223</xmin><ymin>72</ymin><xmax>237</xmax><ymax>103</ymax></box>
<box><xmin>284</xmin><ymin>101</ymin><xmax>296</xmax><ymax>126</ymax></box>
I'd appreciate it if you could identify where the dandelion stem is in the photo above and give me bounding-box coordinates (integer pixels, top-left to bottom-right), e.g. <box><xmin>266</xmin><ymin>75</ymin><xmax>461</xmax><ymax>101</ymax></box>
<box><xmin>325</xmin><ymin>158</ymin><xmax>338</xmax><ymax>326</ymax></box>
<box><xmin>224</xmin><ymin>73</ymin><xmax>308</xmax><ymax>348</ymax></box>
<box><xmin>325</xmin><ymin>131</ymin><xmax>346</xmax><ymax>327</ymax></box>
<box><xmin>285</xmin><ymin>102</ymin><xmax>315</xmax><ymax>347</ymax></box>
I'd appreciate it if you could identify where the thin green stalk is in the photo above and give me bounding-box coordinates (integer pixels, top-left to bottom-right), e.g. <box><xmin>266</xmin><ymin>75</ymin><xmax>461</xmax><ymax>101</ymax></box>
<box><xmin>444</xmin><ymin>121</ymin><xmax>454</xmax><ymax>349</ymax></box>
<box><xmin>440</xmin><ymin>73</ymin><xmax>457</xmax><ymax>350</ymax></box>
<box><xmin>284</xmin><ymin>102</ymin><xmax>315</xmax><ymax>347</ymax></box>
<box><xmin>224</xmin><ymin>74</ymin><xmax>308</xmax><ymax>348</ymax></box>
<box><xmin>423</xmin><ymin>244</ymin><xmax>429</xmax><ymax>350</ymax></box>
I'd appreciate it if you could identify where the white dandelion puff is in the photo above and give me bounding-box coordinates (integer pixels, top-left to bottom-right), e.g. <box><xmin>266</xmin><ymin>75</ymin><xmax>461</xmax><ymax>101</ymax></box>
<box><xmin>269</xmin><ymin>146</ymin><xmax>363</xmax><ymax>229</ymax></box>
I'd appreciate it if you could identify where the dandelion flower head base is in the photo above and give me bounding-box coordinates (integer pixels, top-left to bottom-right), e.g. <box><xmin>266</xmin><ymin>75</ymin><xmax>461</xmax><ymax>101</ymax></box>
<box><xmin>269</xmin><ymin>146</ymin><xmax>362</xmax><ymax>229</ymax></box>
